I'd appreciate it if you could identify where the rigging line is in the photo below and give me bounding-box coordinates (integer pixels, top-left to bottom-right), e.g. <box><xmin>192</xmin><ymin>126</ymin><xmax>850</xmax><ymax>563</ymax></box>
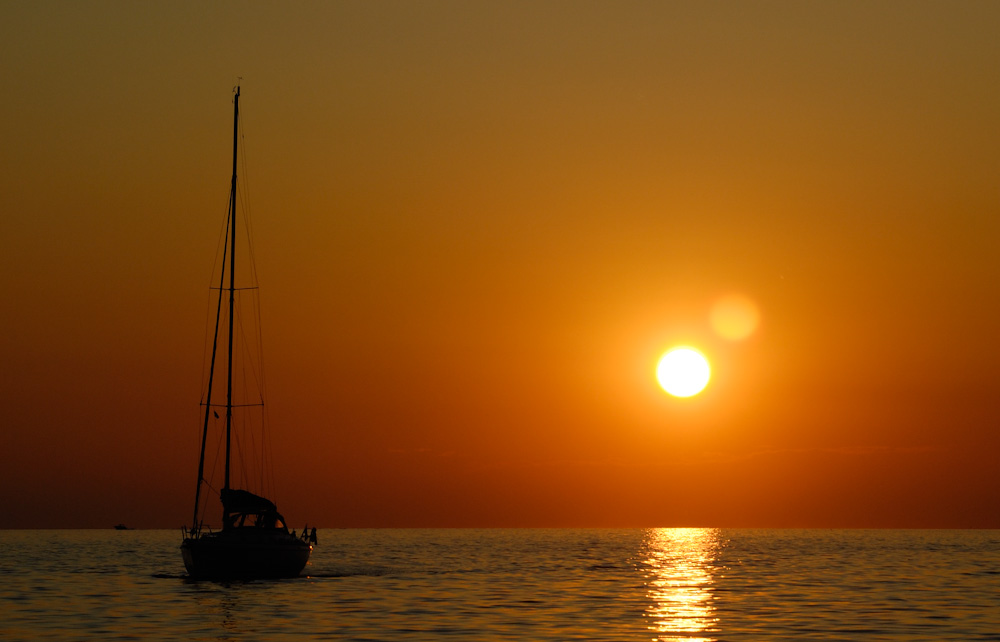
<box><xmin>237</xmin><ymin>410</ymin><xmax>259</xmax><ymax>495</ymax></box>
<box><xmin>199</xmin><ymin>207</ymin><xmax>233</xmax><ymax>407</ymax></box>
<box><xmin>238</xmin><ymin>306</ymin><xmax>267</xmax><ymax>497</ymax></box>
<box><xmin>264</xmin><ymin>417</ymin><xmax>276</xmax><ymax>502</ymax></box>
<box><xmin>192</xmin><ymin>190</ymin><xmax>234</xmax><ymax>531</ymax></box>
<box><xmin>251</xmin><ymin>272</ymin><xmax>275</xmax><ymax>501</ymax></box>
<box><xmin>236</xmin><ymin>105</ymin><xmax>260</xmax><ymax>293</ymax></box>
<box><xmin>207</xmin><ymin>186</ymin><xmax>234</xmax><ymax>291</ymax></box>
<box><xmin>237</xmin><ymin>98</ymin><xmax>251</xmax><ymax>216</ymax></box>
<box><xmin>251</xmin><ymin>289</ymin><xmax>270</xmax><ymax>461</ymax></box>
<box><xmin>201</xmin><ymin>478</ymin><xmax>219</xmax><ymax>500</ymax></box>
<box><xmin>230</xmin><ymin>244</ymin><xmax>264</xmax><ymax>409</ymax></box>
<box><xmin>240</xmin><ymin>357</ymin><xmax>263</xmax><ymax>495</ymax></box>
<box><xmin>253</xmin><ymin>267</ymin><xmax>267</xmax><ymax>392</ymax></box>
<box><xmin>232</xmin><ymin>97</ymin><xmax>266</xmax><ymax>429</ymax></box>
<box><xmin>242</xmin><ymin>186</ymin><xmax>274</xmax><ymax>497</ymax></box>
<box><xmin>240</xmin><ymin>283</ymin><xmax>275</xmax><ymax>500</ymax></box>
<box><xmin>248</xmin><ymin>280</ymin><xmax>268</xmax><ymax>421</ymax></box>
<box><xmin>198</xmin><ymin>290</ymin><xmax>214</xmax><ymax>407</ymax></box>
<box><xmin>260</xmin><ymin>322</ymin><xmax>276</xmax><ymax>501</ymax></box>
<box><xmin>201</xmin><ymin>403</ymin><xmax>264</xmax><ymax>408</ymax></box>
<box><xmin>201</xmin><ymin>414</ymin><xmax>225</xmax><ymax>525</ymax></box>
<box><xmin>228</xmin><ymin>296</ymin><xmax>265</xmax><ymax>496</ymax></box>
<box><xmin>233</xmin><ymin>419</ymin><xmax>247</xmax><ymax>490</ymax></box>
<box><xmin>196</xmin><ymin>478</ymin><xmax>219</xmax><ymax>532</ymax></box>
<box><xmin>243</xmin><ymin>207</ymin><xmax>259</xmax><ymax>292</ymax></box>
<box><xmin>229</xmin><ymin>401</ymin><xmax>245</xmax><ymax>491</ymax></box>
<box><xmin>233</xmin><ymin>292</ymin><xmax>265</xmax><ymax>404</ymax></box>
<box><xmin>231</xmin><ymin>93</ymin><xmax>277</xmax><ymax>502</ymax></box>
<box><xmin>254</xmin><ymin>261</ymin><xmax>275</xmax><ymax>500</ymax></box>
<box><xmin>231</xmin><ymin>293</ymin><xmax>272</xmax><ymax>500</ymax></box>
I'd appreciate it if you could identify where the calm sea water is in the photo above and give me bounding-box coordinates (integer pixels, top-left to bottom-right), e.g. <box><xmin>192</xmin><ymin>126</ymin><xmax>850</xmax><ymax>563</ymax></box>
<box><xmin>1</xmin><ymin>529</ymin><xmax>998</xmax><ymax>641</ymax></box>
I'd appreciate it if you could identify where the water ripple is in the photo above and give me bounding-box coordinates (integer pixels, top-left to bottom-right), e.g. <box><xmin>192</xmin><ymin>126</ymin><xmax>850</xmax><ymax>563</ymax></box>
<box><xmin>1</xmin><ymin>529</ymin><xmax>998</xmax><ymax>640</ymax></box>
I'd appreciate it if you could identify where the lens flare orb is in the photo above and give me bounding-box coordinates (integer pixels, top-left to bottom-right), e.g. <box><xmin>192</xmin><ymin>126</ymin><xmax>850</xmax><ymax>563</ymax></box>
<box><xmin>709</xmin><ymin>294</ymin><xmax>759</xmax><ymax>341</ymax></box>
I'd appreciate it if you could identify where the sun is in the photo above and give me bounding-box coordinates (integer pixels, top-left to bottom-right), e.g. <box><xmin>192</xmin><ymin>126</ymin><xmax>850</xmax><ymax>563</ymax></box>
<box><xmin>656</xmin><ymin>347</ymin><xmax>711</xmax><ymax>397</ymax></box>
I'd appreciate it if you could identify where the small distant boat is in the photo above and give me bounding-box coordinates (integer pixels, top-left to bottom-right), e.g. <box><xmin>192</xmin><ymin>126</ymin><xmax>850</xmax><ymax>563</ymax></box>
<box><xmin>180</xmin><ymin>86</ymin><xmax>311</xmax><ymax>580</ymax></box>
<box><xmin>114</xmin><ymin>524</ymin><xmax>129</xmax><ymax>530</ymax></box>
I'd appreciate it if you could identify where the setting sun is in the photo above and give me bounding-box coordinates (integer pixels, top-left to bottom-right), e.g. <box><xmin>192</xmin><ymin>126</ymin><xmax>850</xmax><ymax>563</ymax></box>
<box><xmin>656</xmin><ymin>348</ymin><xmax>711</xmax><ymax>398</ymax></box>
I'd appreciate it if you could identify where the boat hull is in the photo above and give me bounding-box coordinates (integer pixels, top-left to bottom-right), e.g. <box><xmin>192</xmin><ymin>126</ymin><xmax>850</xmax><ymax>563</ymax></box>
<box><xmin>181</xmin><ymin>530</ymin><xmax>311</xmax><ymax>579</ymax></box>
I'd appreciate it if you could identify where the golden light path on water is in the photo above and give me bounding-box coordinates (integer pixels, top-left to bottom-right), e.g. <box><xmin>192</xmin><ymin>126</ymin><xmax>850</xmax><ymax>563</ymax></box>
<box><xmin>643</xmin><ymin>528</ymin><xmax>722</xmax><ymax>642</ymax></box>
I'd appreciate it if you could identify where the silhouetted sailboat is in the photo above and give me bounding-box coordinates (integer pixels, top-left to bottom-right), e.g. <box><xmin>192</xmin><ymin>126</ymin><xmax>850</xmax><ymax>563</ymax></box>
<box><xmin>181</xmin><ymin>86</ymin><xmax>311</xmax><ymax>579</ymax></box>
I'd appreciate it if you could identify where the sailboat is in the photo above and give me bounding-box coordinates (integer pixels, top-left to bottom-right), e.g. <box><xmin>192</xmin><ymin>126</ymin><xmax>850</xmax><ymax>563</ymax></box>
<box><xmin>181</xmin><ymin>86</ymin><xmax>311</xmax><ymax>579</ymax></box>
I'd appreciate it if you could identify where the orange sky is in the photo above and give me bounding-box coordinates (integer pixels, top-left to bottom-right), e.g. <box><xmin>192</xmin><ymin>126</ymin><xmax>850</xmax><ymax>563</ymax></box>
<box><xmin>2</xmin><ymin>1</ymin><xmax>998</xmax><ymax>529</ymax></box>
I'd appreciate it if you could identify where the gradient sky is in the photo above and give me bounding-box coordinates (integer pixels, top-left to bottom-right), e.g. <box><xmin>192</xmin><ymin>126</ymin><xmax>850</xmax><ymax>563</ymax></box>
<box><xmin>2</xmin><ymin>1</ymin><xmax>998</xmax><ymax>529</ymax></box>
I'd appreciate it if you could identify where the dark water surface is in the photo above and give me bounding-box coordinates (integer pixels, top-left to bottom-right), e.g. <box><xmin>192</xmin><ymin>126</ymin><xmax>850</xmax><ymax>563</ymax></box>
<box><xmin>1</xmin><ymin>529</ymin><xmax>998</xmax><ymax>640</ymax></box>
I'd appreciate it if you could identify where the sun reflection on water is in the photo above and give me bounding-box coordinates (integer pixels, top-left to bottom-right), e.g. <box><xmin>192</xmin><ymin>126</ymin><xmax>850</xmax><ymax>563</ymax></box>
<box><xmin>643</xmin><ymin>528</ymin><xmax>722</xmax><ymax>642</ymax></box>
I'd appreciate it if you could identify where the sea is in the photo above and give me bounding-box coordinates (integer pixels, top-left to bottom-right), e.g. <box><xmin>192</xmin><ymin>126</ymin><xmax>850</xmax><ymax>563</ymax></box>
<box><xmin>1</xmin><ymin>529</ymin><xmax>998</xmax><ymax>641</ymax></box>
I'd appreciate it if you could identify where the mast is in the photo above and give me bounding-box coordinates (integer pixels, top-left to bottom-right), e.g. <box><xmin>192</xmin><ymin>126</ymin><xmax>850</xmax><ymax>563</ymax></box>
<box><xmin>190</xmin><ymin>87</ymin><xmax>239</xmax><ymax>534</ymax></box>
<box><xmin>225</xmin><ymin>86</ymin><xmax>239</xmax><ymax>492</ymax></box>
